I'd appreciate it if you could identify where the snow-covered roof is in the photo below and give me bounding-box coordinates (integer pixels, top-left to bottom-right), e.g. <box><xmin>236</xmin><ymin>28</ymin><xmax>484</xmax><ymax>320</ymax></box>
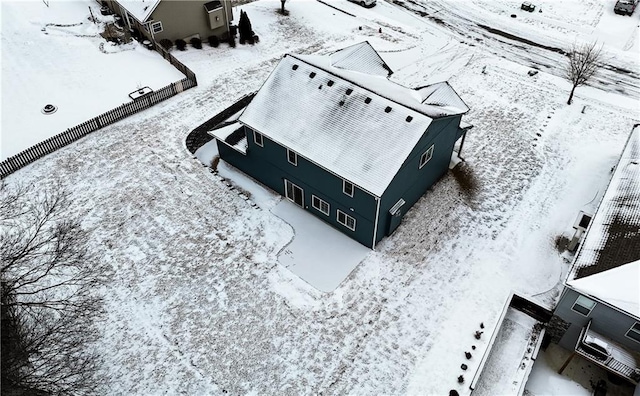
<box><xmin>208</xmin><ymin>121</ymin><xmax>248</xmax><ymax>154</ymax></box>
<box><xmin>238</xmin><ymin>43</ymin><xmax>468</xmax><ymax>196</ymax></box>
<box><xmin>568</xmin><ymin>260</ymin><xmax>639</xmax><ymax>318</ymax></box>
<box><xmin>295</xmin><ymin>53</ymin><xmax>469</xmax><ymax>119</ymax></box>
<box><xmin>329</xmin><ymin>42</ymin><xmax>392</xmax><ymax>77</ymax></box>
<box><xmin>416</xmin><ymin>82</ymin><xmax>470</xmax><ymax>113</ymax></box>
<box><xmin>115</xmin><ymin>0</ymin><xmax>161</xmax><ymax>23</ymax></box>
<box><xmin>567</xmin><ymin>126</ymin><xmax>640</xmax><ymax>315</ymax></box>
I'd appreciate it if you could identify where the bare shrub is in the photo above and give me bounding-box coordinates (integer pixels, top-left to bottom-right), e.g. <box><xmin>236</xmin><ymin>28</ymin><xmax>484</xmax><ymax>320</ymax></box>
<box><xmin>210</xmin><ymin>156</ymin><xmax>220</xmax><ymax>171</ymax></box>
<box><xmin>451</xmin><ymin>163</ymin><xmax>480</xmax><ymax>200</ymax></box>
<box><xmin>554</xmin><ymin>235</ymin><xmax>569</xmax><ymax>253</ymax></box>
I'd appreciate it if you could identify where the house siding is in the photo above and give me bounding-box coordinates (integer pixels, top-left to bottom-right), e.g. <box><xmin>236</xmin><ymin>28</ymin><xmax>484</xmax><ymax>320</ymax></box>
<box><xmin>105</xmin><ymin>1</ymin><xmax>232</xmax><ymax>42</ymax></box>
<box><xmin>150</xmin><ymin>1</ymin><xmax>232</xmax><ymax>42</ymax></box>
<box><xmin>375</xmin><ymin>115</ymin><xmax>462</xmax><ymax>242</ymax></box>
<box><xmin>217</xmin><ymin>126</ymin><xmax>378</xmax><ymax>247</ymax></box>
<box><xmin>554</xmin><ymin>287</ymin><xmax>640</xmax><ymax>352</ymax></box>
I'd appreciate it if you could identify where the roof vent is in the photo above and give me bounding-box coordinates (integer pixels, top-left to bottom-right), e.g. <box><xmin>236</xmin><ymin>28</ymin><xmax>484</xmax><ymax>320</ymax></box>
<box><xmin>346</xmin><ymin>88</ymin><xmax>353</xmax><ymax>95</ymax></box>
<box><xmin>364</xmin><ymin>97</ymin><xmax>372</xmax><ymax>104</ymax></box>
<box><xmin>319</xmin><ymin>85</ymin><xmax>322</xmax><ymax>89</ymax></box>
<box><xmin>385</xmin><ymin>106</ymin><xmax>392</xmax><ymax>113</ymax></box>
<box><xmin>309</xmin><ymin>72</ymin><xmax>316</xmax><ymax>78</ymax></box>
<box><xmin>339</xmin><ymin>100</ymin><xmax>345</xmax><ymax>106</ymax></box>
<box><xmin>292</xmin><ymin>64</ymin><xmax>298</xmax><ymax>70</ymax></box>
<box><xmin>327</xmin><ymin>80</ymin><xmax>334</xmax><ymax>87</ymax></box>
<box><xmin>406</xmin><ymin>116</ymin><xmax>413</xmax><ymax>122</ymax></box>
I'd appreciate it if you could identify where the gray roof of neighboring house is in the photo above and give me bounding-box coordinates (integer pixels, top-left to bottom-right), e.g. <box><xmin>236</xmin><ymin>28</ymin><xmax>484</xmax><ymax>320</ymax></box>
<box><xmin>204</xmin><ymin>1</ymin><xmax>223</xmax><ymax>12</ymax></box>
<box><xmin>116</xmin><ymin>0</ymin><xmax>161</xmax><ymax>22</ymax></box>
<box><xmin>568</xmin><ymin>126</ymin><xmax>640</xmax><ymax>283</ymax></box>
<box><xmin>237</xmin><ymin>42</ymin><xmax>469</xmax><ymax>197</ymax></box>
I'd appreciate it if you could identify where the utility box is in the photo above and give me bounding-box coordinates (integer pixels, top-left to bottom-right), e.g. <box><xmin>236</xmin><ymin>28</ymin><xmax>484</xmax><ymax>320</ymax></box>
<box><xmin>521</xmin><ymin>2</ymin><xmax>536</xmax><ymax>12</ymax></box>
<box><xmin>568</xmin><ymin>211</ymin><xmax>592</xmax><ymax>252</ymax></box>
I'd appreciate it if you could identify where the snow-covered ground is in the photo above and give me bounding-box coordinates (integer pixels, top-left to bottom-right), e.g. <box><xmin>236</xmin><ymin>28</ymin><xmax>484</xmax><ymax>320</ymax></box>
<box><xmin>2</xmin><ymin>0</ymin><xmax>639</xmax><ymax>394</ymax></box>
<box><xmin>0</xmin><ymin>0</ymin><xmax>184</xmax><ymax>160</ymax></box>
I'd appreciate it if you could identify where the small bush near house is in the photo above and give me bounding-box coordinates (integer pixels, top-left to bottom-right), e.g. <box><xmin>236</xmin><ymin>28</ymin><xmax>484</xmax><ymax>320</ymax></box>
<box><xmin>175</xmin><ymin>39</ymin><xmax>187</xmax><ymax>51</ymax></box>
<box><xmin>451</xmin><ymin>163</ymin><xmax>479</xmax><ymax>201</ymax></box>
<box><xmin>159</xmin><ymin>38</ymin><xmax>173</xmax><ymax>51</ymax></box>
<box><xmin>190</xmin><ymin>37</ymin><xmax>202</xmax><ymax>49</ymax></box>
<box><xmin>554</xmin><ymin>235</ymin><xmax>569</xmax><ymax>252</ymax></box>
<box><xmin>208</xmin><ymin>35</ymin><xmax>219</xmax><ymax>47</ymax></box>
<box><xmin>210</xmin><ymin>156</ymin><xmax>220</xmax><ymax>171</ymax></box>
<box><xmin>228</xmin><ymin>35</ymin><xmax>236</xmax><ymax>48</ymax></box>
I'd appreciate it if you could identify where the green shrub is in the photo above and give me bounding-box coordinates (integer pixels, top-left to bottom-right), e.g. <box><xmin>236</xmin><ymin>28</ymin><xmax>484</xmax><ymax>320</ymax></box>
<box><xmin>159</xmin><ymin>38</ymin><xmax>173</xmax><ymax>51</ymax></box>
<box><xmin>190</xmin><ymin>37</ymin><xmax>202</xmax><ymax>49</ymax></box>
<box><xmin>175</xmin><ymin>39</ymin><xmax>187</xmax><ymax>51</ymax></box>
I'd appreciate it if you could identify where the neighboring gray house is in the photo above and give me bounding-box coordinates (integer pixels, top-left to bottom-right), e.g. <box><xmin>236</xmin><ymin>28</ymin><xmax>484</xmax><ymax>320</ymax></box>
<box><xmin>549</xmin><ymin>126</ymin><xmax>640</xmax><ymax>386</ymax></box>
<box><xmin>210</xmin><ymin>42</ymin><xmax>472</xmax><ymax>248</ymax></box>
<box><xmin>104</xmin><ymin>0</ymin><xmax>233</xmax><ymax>42</ymax></box>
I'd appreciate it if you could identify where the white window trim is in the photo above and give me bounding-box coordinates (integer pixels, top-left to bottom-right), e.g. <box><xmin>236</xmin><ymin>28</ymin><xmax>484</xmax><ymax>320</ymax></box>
<box><xmin>419</xmin><ymin>144</ymin><xmax>434</xmax><ymax>169</ymax></box>
<box><xmin>337</xmin><ymin>210</ymin><xmax>356</xmax><ymax>231</ymax></box>
<box><xmin>311</xmin><ymin>195</ymin><xmax>330</xmax><ymax>216</ymax></box>
<box><xmin>343</xmin><ymin>180</ymin><xmax>354</xmax><ymax>197</ymax></box>
<box><xmin>284</xmin><ymin>179</ymin><xmax>303</xmax><ymax>207</ymax></box>
<box><xmin>625</xmin><ymin>322</ymin><xmax>640</xmax><ymax>344</ymax></box>
<box><xmin>253</xmin><ymin>131</ymin><xmax>263</xmax><ymax>147</ymax></box>
<box><xmin>287</xmin><ymin>149</ymin><xmax>297</xmax><ymax>166</ymax></box>
<box><xmin>571</xmin><ymin>295</ymin><xmax>596</xmax><ymax>317</ymax></box>
<box><xmin>151</xmin><ymin>21</ymin><xmax>163</xmax><ymax>33</ymax></box>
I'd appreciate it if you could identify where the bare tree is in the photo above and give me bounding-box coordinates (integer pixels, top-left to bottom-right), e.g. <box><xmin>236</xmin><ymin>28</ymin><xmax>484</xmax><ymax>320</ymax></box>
<box><xmin>565</xmin><ymin>41</ymin><xmax>602</xmax><ymax>105</ymax></box>
<box><xmin>1</xmin><ymin>182</ymin><xmax>109</xmax><ymax>395</ymax></box>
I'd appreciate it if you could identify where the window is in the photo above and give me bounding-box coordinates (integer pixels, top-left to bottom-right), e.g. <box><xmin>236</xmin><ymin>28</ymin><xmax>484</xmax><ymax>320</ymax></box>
<box><xmin>284</xmin><ymin>180</ymin><xmax>304</xmax><ymax>207</ymax></box>
<box><xmin>253</xmin><ymin>131</ymin><xmax>263</xmax><ymax>147</ymax></box>
<box><xmin>312</xmin><ymin>195</ymin><xmax>330</xmax><ymax>215</ymax></box>
<box><xmin>626</xmin><ymin>323</ymin><xmax>640</xmax><ymax>343</ymax></box>
<box><xmin>572</xmin><ymin>295</ymin><xmax>596</xmax><ymax>316</ymax></box>
<box><xmin>419</xmin><ymin>145</ymin><xmax>434</xmax><ymax>169</ymax></box>
<box><xmin>287</xmin><ymin>149</ymin><xmax>297</xmax><ymax>166</ymax></box>
<box><xmin>343</xmin><ymin>180</ymin><xmax>354</xmax><ymax>197</ymax></box>
<box><xmin>150</xmin><ymin>21</ymin><xmax>163</xmax><ymax>33</ymax></box>
<box><xmin>337</xmin><ymin>210</ymin><xmax>356</xmax><ymax>231</ymax></box>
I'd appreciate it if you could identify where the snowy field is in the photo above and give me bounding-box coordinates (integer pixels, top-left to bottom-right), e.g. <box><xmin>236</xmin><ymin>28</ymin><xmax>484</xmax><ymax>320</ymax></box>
<box><xmin>3</xmin><ymin>0</ymin><xmax>640</xmax><ymax>394</ymax></box>
<box><xmin>0</xmin><ymin>0</ymin><xmax>185</xmax><ymax>160</ymax></box>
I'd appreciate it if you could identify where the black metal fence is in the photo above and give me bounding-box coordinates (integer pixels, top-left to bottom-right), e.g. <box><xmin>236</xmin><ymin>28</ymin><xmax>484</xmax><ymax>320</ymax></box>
<box><xmin>0</xmin><ymin>47</ymin><xmax>197</xmax><ymax>179</ymax></box>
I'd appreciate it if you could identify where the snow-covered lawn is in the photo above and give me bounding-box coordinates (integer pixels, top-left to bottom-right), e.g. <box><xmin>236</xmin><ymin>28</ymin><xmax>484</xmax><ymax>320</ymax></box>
<box><xmin>3</xmin><ymin>0</ymin><xmax>639</xmax><ymax>394</ymax></box>
<box><xmin>0</xmin><ymin>0</ymin><xmax>184</xmax><ymax>160</ymax></box>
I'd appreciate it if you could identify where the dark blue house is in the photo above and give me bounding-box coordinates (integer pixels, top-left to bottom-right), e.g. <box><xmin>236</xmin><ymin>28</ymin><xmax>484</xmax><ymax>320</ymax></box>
<box><xmin>211</xmin><ymin>42</ymin><xmax>471</xmax><ymax>248</ymax></box>
<box><xmin>548</xmin><ymin>127</ymin><xmax>640</xmax><ymax>386</ymax></box>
